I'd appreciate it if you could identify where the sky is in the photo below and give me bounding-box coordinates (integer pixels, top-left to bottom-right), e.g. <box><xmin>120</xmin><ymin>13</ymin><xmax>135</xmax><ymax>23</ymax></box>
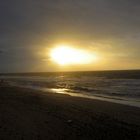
<box><xmin>0</xmin><ymin>0</ymin><xmax>140</xmax><ymax>72</ymax></box>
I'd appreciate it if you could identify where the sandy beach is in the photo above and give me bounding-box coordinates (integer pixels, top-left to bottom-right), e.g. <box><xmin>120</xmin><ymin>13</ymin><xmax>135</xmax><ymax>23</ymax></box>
<box><xmin>0</xmin><ymin>86</ymin><xmax>140</xmax><ymax>140</ymax></box>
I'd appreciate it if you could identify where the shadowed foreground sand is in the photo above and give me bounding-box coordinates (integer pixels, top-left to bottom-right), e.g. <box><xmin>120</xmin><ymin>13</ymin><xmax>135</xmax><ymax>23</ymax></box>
<box><xmin>0</xmin><ymin>86</ymin><xmax>140</xmax><ymax>140</ymax></box>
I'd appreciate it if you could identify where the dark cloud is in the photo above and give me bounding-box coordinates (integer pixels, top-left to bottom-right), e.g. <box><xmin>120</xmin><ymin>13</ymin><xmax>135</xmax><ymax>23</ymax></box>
<box><xmin>1</xmin><ymin>0</ymin><xmax>140</xmax><ymax>39</ymax></box>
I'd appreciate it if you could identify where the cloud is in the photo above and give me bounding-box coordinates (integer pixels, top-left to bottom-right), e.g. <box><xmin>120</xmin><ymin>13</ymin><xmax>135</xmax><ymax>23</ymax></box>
<box><xmin>0</xmin><ymin>0</ymin><xmax>140</xmax><ymax>72</ymax></box>
<box><xmin>0</xmin><ymin>50</ymin><xmax>3</xmax><ymax>53</ymax></box>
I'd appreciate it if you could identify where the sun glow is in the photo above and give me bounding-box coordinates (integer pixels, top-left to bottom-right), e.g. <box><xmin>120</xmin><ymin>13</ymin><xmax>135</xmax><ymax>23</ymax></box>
<box><xmin>50</xmin><ymin>45</ymin><xmax>98</xmax><ymax>65</ymax></box>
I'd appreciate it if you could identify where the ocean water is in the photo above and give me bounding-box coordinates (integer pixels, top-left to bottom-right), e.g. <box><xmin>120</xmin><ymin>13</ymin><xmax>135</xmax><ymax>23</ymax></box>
<box><xmin>1</xmin><ymin>70</ymin><xmax>140</xmax><ymax>107</ymax></box>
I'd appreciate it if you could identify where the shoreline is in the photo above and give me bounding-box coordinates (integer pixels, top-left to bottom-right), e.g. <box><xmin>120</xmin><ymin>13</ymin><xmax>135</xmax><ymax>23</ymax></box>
<box><xmin>43</xmin><ymin>87</ymin><xmax>140</xmax><ymax>108</ymax></box>
<box><xmin>0</xmin><ymin>86</ymin><xmax>140</xmax><ymax>139</ymax></box>
<box><xmin>10</xmin><ymin>84</ymin><xmax>140</xmax><ymax>108</ymax></box>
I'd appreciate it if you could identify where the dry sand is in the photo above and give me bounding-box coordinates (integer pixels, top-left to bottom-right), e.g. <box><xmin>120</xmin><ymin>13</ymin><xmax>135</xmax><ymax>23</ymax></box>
<box><xmin>0</xmin><ymin>86</ymin><xmax>140</xmax><ymax>140</ymax></box>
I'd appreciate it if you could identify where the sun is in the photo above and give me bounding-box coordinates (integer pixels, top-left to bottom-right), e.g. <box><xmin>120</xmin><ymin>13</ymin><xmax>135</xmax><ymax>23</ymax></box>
<box><xmin>50</xmin><ymin>45</ymin><xmax>98</xmax><ymax>65</ymax></box>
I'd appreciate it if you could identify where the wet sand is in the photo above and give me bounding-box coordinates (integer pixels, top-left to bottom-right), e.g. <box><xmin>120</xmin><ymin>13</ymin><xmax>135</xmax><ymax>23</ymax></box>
<box><xmin>0</xmin><ymin>86</ymin><xmax>140</xmax><ymax>140</ymax></box>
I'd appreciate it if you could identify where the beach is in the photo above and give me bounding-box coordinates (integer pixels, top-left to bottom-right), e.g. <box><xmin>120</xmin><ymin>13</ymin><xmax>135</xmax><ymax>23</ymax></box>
<box><xmin>0</xmin><ymin>86</ymin><xmax>140</xmax><ymax>140</ymax></box>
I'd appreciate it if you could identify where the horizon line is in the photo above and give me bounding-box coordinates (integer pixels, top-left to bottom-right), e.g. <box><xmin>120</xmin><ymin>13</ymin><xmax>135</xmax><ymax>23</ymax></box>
<box><xmin>0</xmin><ymin>69</ymin><xmax>140</xmax><ymax>75</ymax></box>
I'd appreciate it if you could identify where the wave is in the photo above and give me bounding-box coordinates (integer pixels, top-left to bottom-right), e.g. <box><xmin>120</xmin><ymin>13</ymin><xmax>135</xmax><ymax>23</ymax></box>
<box><xmin>1</xmin><ymin>74</ymin><xmax>140</xmax><ymax>107</ymax></box>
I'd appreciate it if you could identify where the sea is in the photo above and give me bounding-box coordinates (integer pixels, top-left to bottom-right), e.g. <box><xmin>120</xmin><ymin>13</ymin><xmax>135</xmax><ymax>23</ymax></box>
<box><xmin>1</xmin><ymin>70</ymin><xmax>140</xmax><ymax>108</ymax></box>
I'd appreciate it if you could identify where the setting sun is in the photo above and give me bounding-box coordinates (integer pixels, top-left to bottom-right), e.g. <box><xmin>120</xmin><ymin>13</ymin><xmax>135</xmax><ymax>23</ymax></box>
<box><xmin>50</xmin><ymin>45</ymin><xmax>98</xmax><ymax>65</ymax></box>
